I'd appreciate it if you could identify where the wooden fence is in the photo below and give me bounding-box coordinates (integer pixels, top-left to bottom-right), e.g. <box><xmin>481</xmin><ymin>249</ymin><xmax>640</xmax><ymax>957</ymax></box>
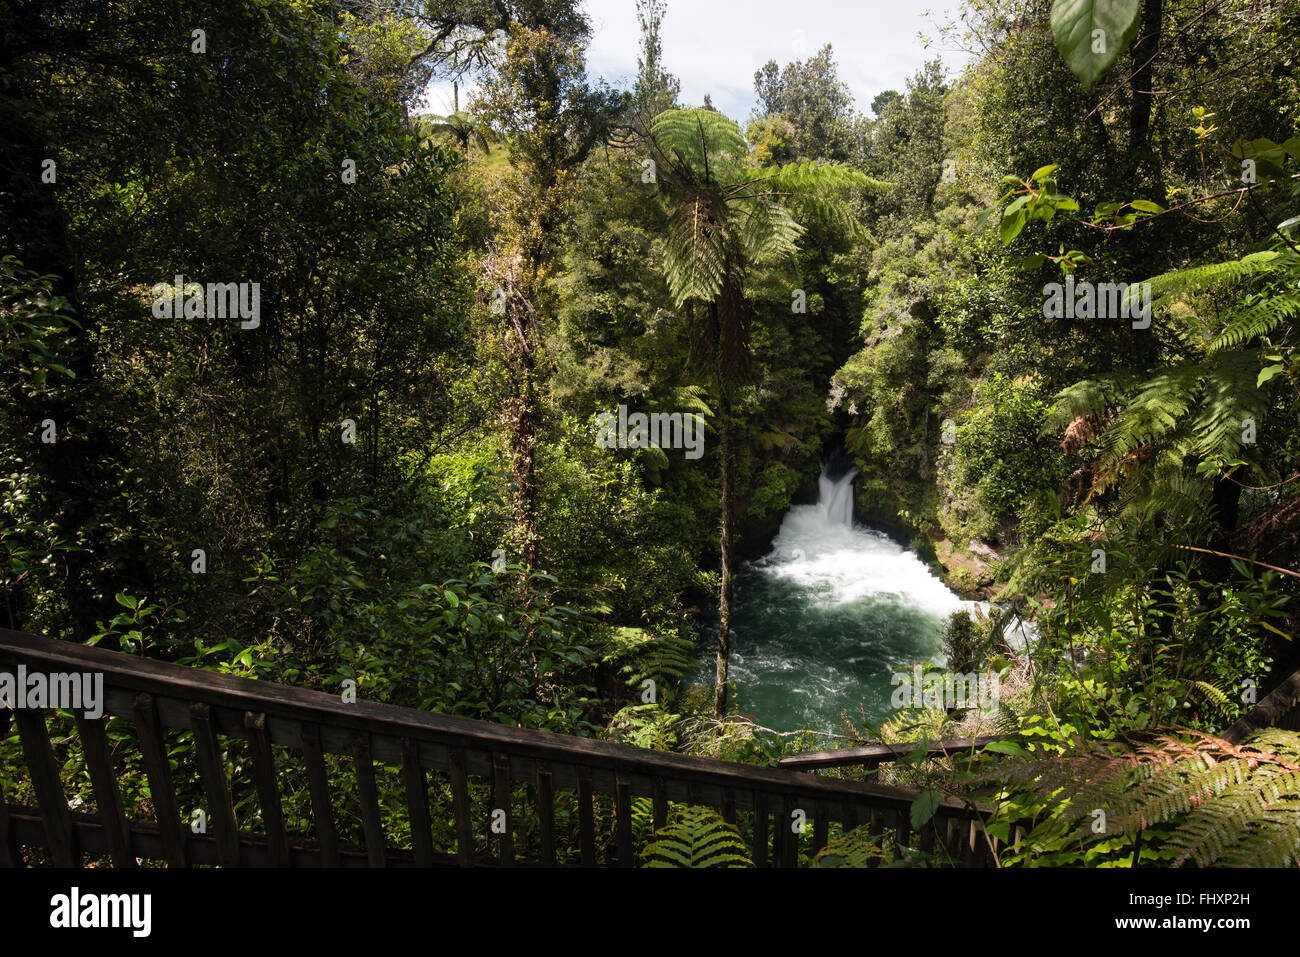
<box><xmin>0</xmin><ymin>627</ymin><xmax>999</xmax><ymax>867</ymax></box>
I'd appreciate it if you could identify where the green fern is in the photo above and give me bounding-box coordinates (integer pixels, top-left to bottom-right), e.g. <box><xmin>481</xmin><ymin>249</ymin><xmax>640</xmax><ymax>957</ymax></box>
<box><xmin>810</xmin><ymin>824</ymin><xmax>889</xmax><ymax>867</ymax></box>
<box><xmin>1047</xmin><ymin>238</ymin><xmax>1298</xmax><ymax>528</ymax></box>
<box><xmin>599</xmin><ymin>625</ymin><xmax>696</xmax><ymax>687</ymax></box>
<box><xmin>640</xmin><ymin>805</ymin><xmax>753</xmax><ymax>867</ymax></box>
<box><xmin>982</xmin><ymin>730</ymin><xmax>1300</xmax><ymax>867</ymax></box>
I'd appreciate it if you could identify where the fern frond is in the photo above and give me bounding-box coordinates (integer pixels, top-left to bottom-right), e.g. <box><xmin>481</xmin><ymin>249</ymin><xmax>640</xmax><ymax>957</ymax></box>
<box><xmin>651</xmin><ymin>108</ymin><xmax>747</xmax><ymax>184</ymax></box>
<box><xmin>641</xmin><ymin>806</ymin><xmax>752</xmax><ymax>867</ymax></box>
<box><xmin>811</xmin><ymin>824</ymin><xmax>889</xmax><ymax>867</ymax></box>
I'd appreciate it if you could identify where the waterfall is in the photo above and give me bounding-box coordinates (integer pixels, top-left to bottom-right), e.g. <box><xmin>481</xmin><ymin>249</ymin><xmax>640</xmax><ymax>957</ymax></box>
<box><xmin>764</xmin><ymin>464</ymin><xmax>963</xmax><ymax>611</ymax></box>
<box><xmin>698</xmin><ymin>463</ymin><xmax>1037</xmax><ymax>733</ymax></box>
<box><xmin>817</xmin><ymin>466</ymin><xmax>859</xmax><ymax>528</ymax></box>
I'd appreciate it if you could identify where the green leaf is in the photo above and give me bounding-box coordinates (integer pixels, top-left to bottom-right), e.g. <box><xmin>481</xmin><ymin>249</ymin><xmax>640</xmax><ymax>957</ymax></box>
<box><xmin>1005</xmin><ymin>194</ymin><xmax>1032</xmax><ymax>214</ymax></box>
<box><xmin>1129</xmin><ymin>199</ymin><xmax>1163</xmax><ymax>213</ymax></box>
<box><xmin>983</xmin><ymin>740</ymin><xmax>1027</xmax><ymax>757</ymax></box>
<box><xmin>115</xmin><ymin>592</ymin><xmax>138</xmax><ymax>611</ymax></box>
<box><xmin>443</xmin><ymin>589</ymin><xmax>460</xmax><ymax>607</ymax></box>
<box><xmin>1050</xmin><ymin>0</ymin><xmax>1142</xmax><ymax>88</ymax></box>
<box><xmin>1031</xmin><ymin>164</ymin><xmax>1060</xmax><ymax>182</ymax></box>
<box><xmin>911</xmin><ymin>789</ymin><xmax>942</xmax><ymax>829</ymax></box>
<box><xmin>1257</xmin><ymin>363</ymin><xmax>1284</xmax><ymax>387</ymax></box>
<box><xmin>999</xmin><ymin>208</ymin><xmax>1028</xmax><ymax>245</ymax></box>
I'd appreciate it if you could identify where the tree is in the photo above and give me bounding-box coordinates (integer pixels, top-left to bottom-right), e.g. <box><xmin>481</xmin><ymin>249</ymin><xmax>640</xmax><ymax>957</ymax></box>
<box><xmin>646</xmin><ymin>107</ymin><xmax>880</xmax><ymax>715</ymax></box>
<box><xmin>472</xmin><ymin>16</ymin><xmax>625</xmax><ymax>567</ymax></box>
<box><xmin>750</xmin><ymin>44</ymin><xmax>856</xmax><ymax>162</ymax></box>
<box><xmin>634</xmin><ymin>0</ymin><xmax>680</xmax><ymax>119</ymax></box>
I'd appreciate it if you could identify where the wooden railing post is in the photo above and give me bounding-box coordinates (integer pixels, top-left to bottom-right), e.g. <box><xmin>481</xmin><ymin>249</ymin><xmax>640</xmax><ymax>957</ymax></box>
<box><xmin>402</xmin><ymin>739</ymin><xmax>434</xmax><ymax>867</ymax></box>
<box><xmin>190</xmin><ymin>704</ymin><xmax>240</xmax><ymax>867</ymax></box>
<box><xmin>298</xmin><ymin>720</ymin><xmax>339</xmax><ymax>867</ymax></box>
<box><xmin>74</xmin><ymin>713</ymin><xmax>135</xmax><ymax>867</ymax></box>
<box><xmin>491</xmin><ymin>752</ymin><xmax>514</xmax><ymax>866</ymax></box>
<box><xmin>448</xmin><ymin>747</ymin><xmax>474</xmax><ymax>867</ymax></box>
<box><xmin>14</xmin><ymin>708</ymin><xmax>77</xmax><ymax>866</ymax></box>
<box><xmin>351</xmin><ymin>736</ymin><xmax>386</xmax><ymax>867</ymax></box>
<box><xmin>131</xmin><ymin>693</ymin><xmax>187</xmax><ymax>867</ymax></box>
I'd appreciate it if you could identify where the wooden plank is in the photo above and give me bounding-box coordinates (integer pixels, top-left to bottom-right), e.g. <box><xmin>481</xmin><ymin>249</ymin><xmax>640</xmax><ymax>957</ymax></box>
<box><xmin>491</xmin><ymin>752</ymin><xmax>514</xmax><ymax>866</ymax></box>
<box><xmin>781</xmin><ymin>798</ymin><xmax>798</xmax><ymax>869</ymax></box>
<box><xmin>1223</xmin><ymin>666</ymin><xmax>1300</xmax><ymax>743</ymax></box>
<box><xmin>841</xmin><ymin>801</ymin><xmax>858</xmax><ymax>836</ymax></box>
<box><xmin>652</xmin><ymin>778</ymin><xmax>667</xmax><ymax>831</ymax></box>
<box><xmin>615</xmin><ymin>777</ymin><xmax>634</xmax><ymax>867</ymax></box>
<box><xmin>131</xmin><ymin>694</ymin><xmax>186</xmax><ymax>867</ymax></box>
<box><xmin>918</xmin><ymin>817</ymin><xmax>936</xmax><ymax>856</ymax></box>
<box><xmin>813</xmin><ymin>802</ymin><xmax>828</xmax><ymax>855</ymax></box>
<box><xmin>14</xmin><ymin>708</ymin><xmax>77</xmax><ymax>865</ymax></box>
<box><xmin>947</xmin><ymin>817</ymin><xmax>964</xmax><ymax>863</ymax></box>
<box><xmin>577</xmin><ymin>775</ymin><xmax>596</xmax><ymax>867</ymax></box>
<box><xmin>448</xmin><ymin>748</ymin><xmax>474</xmax><ymax>867</ymax></box>
<box><xmin>299</xmin><ymin>721</ymin><xmax>339</xmax><ymax>867</ymax></box>
<box><xmin>779</xmin><ymin>735</ymin><xmax>1011</xmax><ymax>771</ymax></box>
<box><xmin>402</xmin><ymin>739</ymin><xmax>434</xmax><ymax>867</ymax></box>
<box><xmin>536</xmin><ymin>766</ymin><xmax>556</xmax><ymax>867</ymax></box>
<box><xmin>893</xmin><ymin>808</ymin><xmax>911</xmax><ymax>860</ymax></box>
<box><xmin>189</xmin><ymin>704</ymin><xmax>239</xmax><ymax>867</ymax></box>
<box><xmin>752</xmin><ymin>792</ymin><xmax>768</xmax><ymax>867</ymax></box>
<box><xmin>772</xmin><ymin>796</ymin><xmax>787</xmax><ymax>867</ymax></box>
<box><xmin>351</xmin><ymin>736</ymin><xmax>386</xmax><ymax>868</ymax></box>
<box><xmin>73</xmin><ymin>713</ymin><xmax>134</xmax><ymax>868</ymax></box>
<box><xmin>244</xmin><ymin>712</ymin><xmax>290</xmax><ymax>867</ymax></box>
<box><xmin>962</xmin><ymin>817</ymin><xmax>979</xmax><ymax>867</ymax></box>
<box><xmin>720</xmin><ymin>788</ymin><xmax>736</xmax><ymax>825</ymax></box>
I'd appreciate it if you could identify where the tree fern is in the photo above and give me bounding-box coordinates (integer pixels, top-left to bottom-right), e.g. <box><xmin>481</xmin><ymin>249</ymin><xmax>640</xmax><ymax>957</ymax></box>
<box><xmin>1047</xmin><ymin>239</ymin><xmax>1296</xmax><ymax>524</ymax></box>
<box><xmin>982</xmin><ymin>730</ymin><xmax>1300</xmax><ymax>866</ymax></box>
<box><xmin>640</xmin><ymin>805</ymin><xmax>752</xmax><ymax>867</ymax></box>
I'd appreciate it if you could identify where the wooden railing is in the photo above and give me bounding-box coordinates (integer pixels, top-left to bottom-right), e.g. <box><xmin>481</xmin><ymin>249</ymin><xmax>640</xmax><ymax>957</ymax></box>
<box><xmin>779</xmin><ymin>735</ymin><xmax>1011</xmax><ymax>772</ymax></box>
<box><xmin>0</xmin><ymin>628</ymin><xmax>999</xmax><ymax>867</ymax></box>
<box><xmin>1221</xmin><ymin>667</ymin><xmax>1300</xmax><ymax>743</ymax></box>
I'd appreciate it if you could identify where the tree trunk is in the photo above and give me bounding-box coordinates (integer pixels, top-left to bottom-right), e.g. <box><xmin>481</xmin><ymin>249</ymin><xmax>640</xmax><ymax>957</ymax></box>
<box><xmin>509</xmin><ymin>310</ymin><xmax>541</xmax><ymax>569</ymax></box>
<box><xmin>1127</xmin><ymin>0</ymin><xmax>1163</xmax><ymax>180</ymax></box>
<box><xmin>714</xmin><ymin>383</ymin><xmax>734</xmax><ymax>718</ymax></box>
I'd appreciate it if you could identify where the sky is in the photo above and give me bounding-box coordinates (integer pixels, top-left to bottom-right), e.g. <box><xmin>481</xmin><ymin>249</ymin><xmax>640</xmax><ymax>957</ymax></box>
<box><xmin>422</xmin><ymin>0</ymin><xmax>977</xmax><ymax>120</ymax></box>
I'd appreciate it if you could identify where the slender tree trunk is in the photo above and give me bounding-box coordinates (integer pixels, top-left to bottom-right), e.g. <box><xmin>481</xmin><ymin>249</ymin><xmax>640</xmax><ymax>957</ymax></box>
<box><xmin>714</xmin><ymin>382</ymin><xmax>734</xmax><ymax>718</ymax></box>
<box><xmin>1127</xmin><ymin>0</ymin><xmax>1163</xmax><ymax>179</ymax></box>
<box><xmin>509</xmin><ymin>310</ymin><xmax>541</xmax><ymax>569</ymax></box>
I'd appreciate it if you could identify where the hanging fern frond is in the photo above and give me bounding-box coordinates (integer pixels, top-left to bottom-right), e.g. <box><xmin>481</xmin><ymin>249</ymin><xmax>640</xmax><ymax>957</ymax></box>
<box><xmin>640</xmin><ymin>806</ymin><xmax>753</xmax><ymax>867</ymax></box>
<box><xmin>662</xmin><ymin>188</ymin><xmax>728</xmax><ymax>305</ymax></box>
<box><xmin>1212</xmin><ymin>287</ymin><xmax>1300</xmax><ymax>351</ymax></box>
<box><xmin>1146</xmin><ymin>250</ymin><xmax>1290</xmax><ymax>302</ymax></box>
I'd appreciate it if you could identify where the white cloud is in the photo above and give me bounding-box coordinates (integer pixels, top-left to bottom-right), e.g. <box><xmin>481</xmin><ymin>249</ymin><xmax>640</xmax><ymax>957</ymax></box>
<box><xmin>420</xmin><ymin>1</ymin><xmax>973</xmax><ymax>120</ymax></box>
<box><xmin>582</xmin><ymin>0</ymin><xmax>974</xmax><ymax>119</ymax></box>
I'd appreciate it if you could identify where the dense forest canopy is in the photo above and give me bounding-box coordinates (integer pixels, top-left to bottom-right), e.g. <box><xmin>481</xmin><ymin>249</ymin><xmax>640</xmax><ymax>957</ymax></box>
<box><xmin>3</xmin><ymin>0</ymin><xmax>1300</xmax><ymax>868</ymax></box>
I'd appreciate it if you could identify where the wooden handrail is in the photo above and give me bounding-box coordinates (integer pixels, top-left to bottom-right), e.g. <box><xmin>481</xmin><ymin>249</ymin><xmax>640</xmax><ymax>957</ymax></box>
<box><xmin>0</xmin><ymin>627</ymin><xmax>999</xmax><ymax>867</ymax></box>
<box><xmin>780</xmin><ymin>735</ymin><xmax>1013</xmax><ymax>771</ymax></box>
<box><xmin>1221</xmin><ymin>668</ymin><xmax>1300</xmax><ymax>743</ymax></box>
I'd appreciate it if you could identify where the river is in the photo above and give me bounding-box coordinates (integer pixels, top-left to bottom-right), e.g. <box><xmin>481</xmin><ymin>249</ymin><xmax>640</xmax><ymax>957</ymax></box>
<box><xmin>693</xmin><ymin>467</ymin><xmax>976</xmax><ymax>735</ymax></box>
